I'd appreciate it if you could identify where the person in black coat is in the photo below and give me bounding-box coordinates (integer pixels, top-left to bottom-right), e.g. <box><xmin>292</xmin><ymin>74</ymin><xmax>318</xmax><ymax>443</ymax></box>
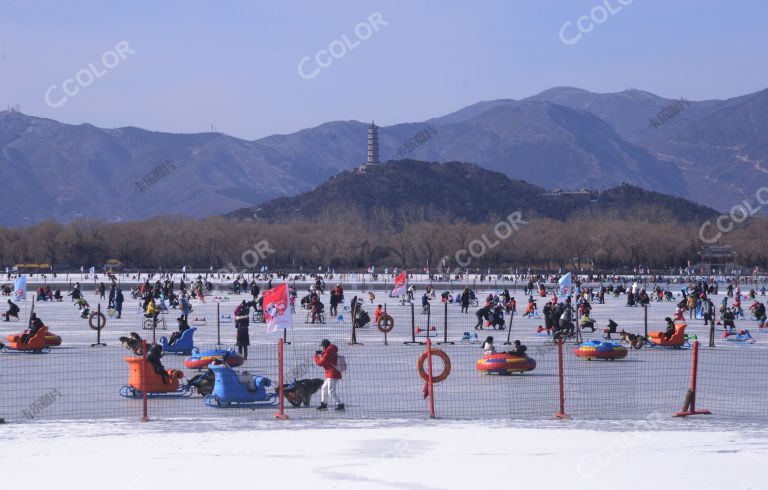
<box><xmin>114</xmin><ymin>288</ymin><xmax>124</xmax><ymax>319</ymax></box>
<box><xmin>329</xmin><ymin>289</ymin><xmax>340</xmax><ymax>317</ymax></box>
<box><xmin>507</xmin><ymin>340</ymin><xmax>527</xmax><ymax>356</ymax></box>
<box><xmin>147</xmin><ymin>344</ymin><xmax>170</xmax><ymax>383</ymax></box>
<box><xmin>3</xmin><ymin>299</ymin><xmax>19</xmax><ymax>322</ymax></box>
<box><xmin>460</xmin><ymin>288</ymin><xmax>470</xmax><ymax>314</ymax></box>
<box><xmin>236</xmin><ymin>318</ymin><xmax>250</xmax><ymax>360</ymax></box>
<box><xmin>490</xmin><ymin>305</ymin><xmax>505</xmax><ymax>330</ymax></box>
<box><xmin>168</xmin><ymin>317</ymin><xmax>190</xmax><ymax>345</ymax></box>
<box><xmin>474</xmin><ymin>305</ymin><xmax>491</xmax><ymax>330</ymax></box>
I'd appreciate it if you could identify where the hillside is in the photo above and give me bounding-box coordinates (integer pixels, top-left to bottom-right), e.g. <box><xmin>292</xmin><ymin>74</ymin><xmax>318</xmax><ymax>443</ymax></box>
<box><xmin>226</xmin><ymin>160</ymin><xmax>718</xmax><ymax>224</ymax></box>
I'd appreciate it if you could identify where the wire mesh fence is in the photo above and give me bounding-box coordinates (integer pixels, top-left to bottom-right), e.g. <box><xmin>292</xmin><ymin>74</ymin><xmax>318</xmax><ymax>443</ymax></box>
<box><xmin>1</xmin><ymin>288</ymin><xmax>767</xmax><ymax>423</ymax></box>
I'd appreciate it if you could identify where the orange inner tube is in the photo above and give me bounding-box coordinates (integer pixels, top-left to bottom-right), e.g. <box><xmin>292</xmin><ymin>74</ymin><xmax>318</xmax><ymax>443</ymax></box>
<box><xmin>417</xmin><ymin>349</ymin><xmax>451</xmax><ymax>383</ymax></box>
<box><xmin>377</xmin><ymin>313</ymin><xmax>395</xmax><ymax>333</ymax></box>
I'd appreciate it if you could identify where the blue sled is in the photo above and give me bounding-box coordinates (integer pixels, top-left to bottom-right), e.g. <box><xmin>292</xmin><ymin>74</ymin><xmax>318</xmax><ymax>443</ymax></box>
<box><xmin>203</xmin><ymin>364</ymin><xmax>278</xmax><ymax>408</ymax></box>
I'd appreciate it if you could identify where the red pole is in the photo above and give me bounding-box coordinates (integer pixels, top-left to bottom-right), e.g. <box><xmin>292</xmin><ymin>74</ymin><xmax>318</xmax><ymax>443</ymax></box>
<box><xmin>141</xmin><ymin>340</ymin><xmax>148</xmax><ymax>422</ymax></box>
<box><xmin>689</xmin><ymin>341</ymin><xmax>699</xmax><ymax>412</ymax></box>
<box><xmin>554</xmin><ymin>336</ymin><xmax>569</xmax><ymax>419</ymax></box>
<box><xmin>274</xmin><ymin>338</ymin><xmax>289</xmax><ymax>420</ymax></box>
<box><xmin>426</xmin><ymin>339</ymin><xmax>435</xmax><ymax>418</ymax></box>
<box><xmin>675</xmin><ymin>341</ymin><xmax>711</xmax><ymax>416</ymax></box>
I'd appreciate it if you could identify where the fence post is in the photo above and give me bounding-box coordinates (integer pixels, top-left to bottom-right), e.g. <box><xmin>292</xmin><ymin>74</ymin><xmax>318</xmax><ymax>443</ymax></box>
<box><xmin>674</xmin><ymin>341</ymin><xmax>711</xmax><ymax>417</ymax></box>
<box><xmin>438</xmin><ymin>301</ymin><xmax>453</xmax><ymax>345</ymax></box>
<box><xmin>404</xmin><ymin>302</ymin><xmax>422</xmax><ymax>345</ymax></box>
<box><xmin>141</xmin><ymin>340</ymin><xmax>149</xmax><ymax>422</ymax></box>
<box><xmin>709</xmin><ymin>313</ymin><xmax>715</xmax><ymax>348</ymax></box>
<box><xmin>426</xmin><ymin>339</ymin><xmax>435</xmax><ymax>418</ymax></box>
<box><xmin>348</xmin><ymin>301</ymin><xmax>361</xmax><ymax>345</ymax></box>
<box><xmin>554</xmin><ymin>336</ymin><xmax>570</xmax><ymax>419</ymax></box>
<box><xmin>643</xmin><ymin>303</ymin><xmax>648</xmax><ymax>338</ymax></box>
<box><xmin>504</xmin><ymin>310</ymin><xmax>514</xmax><ymax>345</ymax></box>
<box><xmin>151</xmin><ymin>310</ymin><xmax>157</xmax><ymax>344</ymax></box>
<box><xmin>216</xmin><ymin>302</ymin><xmax>221</xmax><ymax>346</ymax></box>
<box><xmin>274</xmin><ymin>338</ymin><xmax>289</xmax><ymax>420</ymax></box>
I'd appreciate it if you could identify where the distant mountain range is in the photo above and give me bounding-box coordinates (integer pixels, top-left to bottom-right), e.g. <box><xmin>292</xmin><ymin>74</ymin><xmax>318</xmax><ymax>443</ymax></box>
<box><xmin>226</xmin><ymin>160</ymin><xmax>719</xmax><ymax>224</ymax></box>
<box><xmin>2</xmin><ymin>86</ymin><xmax>767</xmax><ymax>225</ymax></box>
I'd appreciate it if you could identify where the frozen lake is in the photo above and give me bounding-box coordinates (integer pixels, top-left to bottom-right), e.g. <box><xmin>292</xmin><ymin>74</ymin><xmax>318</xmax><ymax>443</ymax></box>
<box><xmin>2</xmin><ymin>285</ymin><xmax>767</xmax><ymax>423</ymax></box>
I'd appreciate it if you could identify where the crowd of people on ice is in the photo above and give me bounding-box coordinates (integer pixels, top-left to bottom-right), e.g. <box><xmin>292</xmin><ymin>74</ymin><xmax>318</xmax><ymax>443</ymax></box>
<box><xmin>4</xmin><ymin>268</ymin><xmax>767</xmax><ymax>415</ymax></box>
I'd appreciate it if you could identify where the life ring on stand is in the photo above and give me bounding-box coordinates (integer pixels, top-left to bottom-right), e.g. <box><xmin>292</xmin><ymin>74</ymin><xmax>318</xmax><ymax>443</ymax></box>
<box><xmin>377</xmin><ymin>313</ymin><xmax>395</xmax><ymax>333</ymax></box>
<box><xmin>88</xmin><ymin>311</ymin><xmax>107</xmax><ymax>331</ymax></box>
<box><xmin>417</xmin><ymin>349</ymin><xmax>451</xmax><ymax>383</ymax></box>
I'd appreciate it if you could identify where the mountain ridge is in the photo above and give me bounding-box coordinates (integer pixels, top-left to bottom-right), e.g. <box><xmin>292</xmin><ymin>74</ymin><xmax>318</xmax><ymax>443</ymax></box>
<box><xmin>2</xmin><ymin>85</ymin><xmax>767</xmax><ymax>225</ymax></box>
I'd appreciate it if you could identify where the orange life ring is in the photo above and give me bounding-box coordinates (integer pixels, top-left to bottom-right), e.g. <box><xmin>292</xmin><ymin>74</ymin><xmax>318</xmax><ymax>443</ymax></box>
<box><xmin>377</xmin><ymin>313</ymin><xmax>394</xmax><ymax>333</ymax></box>
<box><xmin>88</xmin><ymin>311</ymin><xmax>107</xmax><ymax>331</ymax></box>
<box><xmin>417</xmin><ymin>349</ymin><xmax>451</xmax><ymax>383</ymax></box>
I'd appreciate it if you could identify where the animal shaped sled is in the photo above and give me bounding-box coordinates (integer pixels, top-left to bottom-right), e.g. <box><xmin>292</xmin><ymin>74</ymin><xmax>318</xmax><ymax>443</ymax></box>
<box><xmin>648</xmin><ymin>323</ymin><xmax>690</xmax><ymax>348</ymax></box>
<box><xmin>203</xmin><ymin>364</ymin><xmax>278</xmax><ymax>408</ymax></box>
<box><xmin>119</xmin><ymin>357</ymin><xmax>193</xmax><ymax>398</ymax></box>
<box><xmin>3</xmin><ymin>327</ymin><xmax>51</xmax><ymax>354</ymax></box>
<box><xmin>159</xmin><ymin>327</ymin><xmax>198</xmax><ymax>354</ymax></box>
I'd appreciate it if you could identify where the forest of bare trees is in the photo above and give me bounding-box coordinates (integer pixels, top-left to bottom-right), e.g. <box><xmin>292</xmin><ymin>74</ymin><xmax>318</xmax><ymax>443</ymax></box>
<box><xmin>1</xmin><ymin>213</ymin><xmax>767</xmax><ymax>272</ymax></box>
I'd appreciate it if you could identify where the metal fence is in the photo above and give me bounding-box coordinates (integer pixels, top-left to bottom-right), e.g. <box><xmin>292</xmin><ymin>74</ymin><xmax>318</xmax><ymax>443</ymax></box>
<box><xmin>1</xmin><ymin>291</ymin><xmax>766</xmax><ymax>423</ymax></box>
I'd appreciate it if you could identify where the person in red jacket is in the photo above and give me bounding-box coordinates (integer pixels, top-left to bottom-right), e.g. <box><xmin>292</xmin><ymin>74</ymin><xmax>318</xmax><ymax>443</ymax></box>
<box><xmin>313</xmin><ymin>339</ymin><xmax>344</xmax><ymax>411</ymax></box>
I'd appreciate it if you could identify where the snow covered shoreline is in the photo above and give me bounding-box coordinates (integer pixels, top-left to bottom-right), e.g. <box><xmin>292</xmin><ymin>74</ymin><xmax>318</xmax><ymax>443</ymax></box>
<box><xmin>2</xmin><ymin>419</ymin><xmax>766</xmax><ymax>490</ymax></box>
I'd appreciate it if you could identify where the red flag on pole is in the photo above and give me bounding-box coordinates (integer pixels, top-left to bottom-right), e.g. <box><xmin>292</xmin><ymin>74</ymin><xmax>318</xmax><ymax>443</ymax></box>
<box><xmin>390</xmin><ymin>271</ymin><xmax>407</xmax><ymax>297</ymax></box>
<box><xmin>263</xmin><ymin>282</ymin><xmax>291</xmax><ymax>333</ymax></box>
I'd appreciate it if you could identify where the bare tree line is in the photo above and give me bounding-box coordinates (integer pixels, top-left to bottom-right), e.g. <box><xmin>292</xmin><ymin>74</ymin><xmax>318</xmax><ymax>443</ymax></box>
<box><xmin>0</xmin><ymin>214</ymin><xmax>766</xmax><ymax>271</ymax></box>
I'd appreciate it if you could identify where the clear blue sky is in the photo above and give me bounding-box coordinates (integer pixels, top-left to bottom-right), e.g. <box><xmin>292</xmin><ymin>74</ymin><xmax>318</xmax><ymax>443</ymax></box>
<box><xmin>1</xmin><ymin>0</ymin><xmax>766</xmax><ymax>139</ymax></box>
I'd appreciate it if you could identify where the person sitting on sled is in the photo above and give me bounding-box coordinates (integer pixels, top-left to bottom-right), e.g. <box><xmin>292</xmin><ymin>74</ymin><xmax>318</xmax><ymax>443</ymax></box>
<box><xmin>75</xmin><ymin>297</ymin><xmax>89</xmax><ymax>311</ymax></box>
<box><xmin>604</xmin><ymin>318</ymin><xmax>619</xmax><ymax>340</ymax></box>
<box><xmin>626</xmin><ymin>291</ymin><xmax>636</xmax><ymax>307</ymax></box>
<box><xmin>489</xmin><ymin>305</ymin><xmax>505</xmax><ymax>330</ymax></box>
<box><xmin>662</xmin><ymin>317</ymin><xmax>676</xmax><ymax>341</ymax></box>
<box><xmin>482</xmin><ymin>336</ymin><xmax>496</xmax><ymax>355</ymax></box>
<box><xmin>20</xmin><ymin>315</ymin><xmax>45</xmax><ymax>344</ymax></box>
<box><xmin>354</xmin><ymin>304</ymin><xmax>370</xmax><ymax>329</ymax></box>
<box><xmin>579</xmin><ymin>312</ymin><xmax>595</xmax><ymax>332</ymax></box>
<box><xmin>3</xmin><ymin>299</ymin><xmax>20</xmax><ymax>322</ymax></box>
<box><xmin>722</xmin><ymin>307</ymin><xmax>736</xmax><ymax>330</ymax></box>
<box><xmin>147</xmin><ymin>343</ymin><xmax>170</xmax><ymax>384</ymax></box>
<box><xmin>311</xmin><ymin>298</ymin><xmax>325</xmax><ymax>324</ymax></box>
<box><xmin>168</xmin><ymin>317</ymin><xmax>190</xmax><ymax>345</ymax></box>
<box><xmin>507</xmin><ymin>340</ymin><xmax>527</xmax><ymax>356</ymax></box>
<box><xmin>558</xmin><ymin>305</ymin><xmax>575</xmax><ymax>335</ymax></box>
<box><xmin>144</xmin><ymin>297</ymin><xmax>158</xmax><ymax>318</ymax></box>
<box><xmin>237</xmin><ymin>370</ymin><xmax>257</xmax><ymax>393</ymax></box>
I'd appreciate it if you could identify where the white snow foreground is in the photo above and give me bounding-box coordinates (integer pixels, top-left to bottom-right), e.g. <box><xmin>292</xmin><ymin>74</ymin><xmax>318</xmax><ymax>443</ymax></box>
<box><xmin>1</xmin><ymin>419</ymin><xmax>767</xmax><ymax>489</ymax></box>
